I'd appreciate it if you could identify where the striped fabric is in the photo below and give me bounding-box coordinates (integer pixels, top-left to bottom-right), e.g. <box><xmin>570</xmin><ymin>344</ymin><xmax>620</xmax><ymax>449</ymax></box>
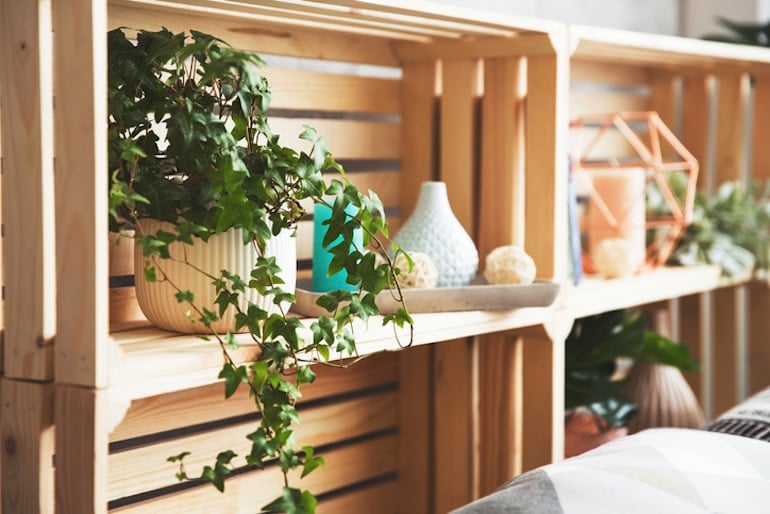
<box><xmin>705</xmin><ymin>387</ymin><xmax>770</xmax><ymax>442</ymax></box>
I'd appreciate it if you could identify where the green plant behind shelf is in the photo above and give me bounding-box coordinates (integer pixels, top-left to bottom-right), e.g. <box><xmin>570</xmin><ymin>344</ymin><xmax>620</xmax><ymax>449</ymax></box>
<box><xmin>108</xmin><ymin>27</ymin><xmax>413</xmax><ymax>513</ymax></box>
<box><xmin>565</xmin><ymin>309</ymin><xmax>699</xmax><ymax>430</ymax></box>
<box><xmin>701</xmin><ymin>16</ymin><xmax>770</xmax><ymax>46</ymax></box>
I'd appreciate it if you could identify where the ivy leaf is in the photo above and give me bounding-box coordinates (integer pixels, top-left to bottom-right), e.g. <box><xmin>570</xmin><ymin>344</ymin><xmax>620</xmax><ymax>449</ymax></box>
<box><xmin>300</xmin><ymin>446</ymin><xmax>324</xmax><ymax>478</ymax></box>
<box><xmin>218</xmin><ymin>363</ymin><xmax>248</xmax><ymax>398</ymax></box>
<box><xmin>261</xmin><ymin>487</ymin><xmax>317</xmax><ymax>514</ymax></box>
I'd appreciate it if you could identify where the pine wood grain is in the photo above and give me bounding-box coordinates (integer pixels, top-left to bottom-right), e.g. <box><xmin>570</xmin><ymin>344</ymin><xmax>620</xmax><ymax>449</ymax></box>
<box><xmin>54</xmin><ymin>0</ymin><xmax>110</xmax><ymax>389</ymax></box>
<box><xmin>109</xmin><ymin>391</ymin><xmax>397</xmax><ymax>499</ymax></box>
<box><xmin>55</xmin><ymin>385</ymin><xmax>109</xmax><ymax>514</ymax></box>
<box><xmin>0</xmin><ymin>0</ymin><xmax>56</xmax><ymax>381</ymax></box>
<box><xmin>1</xmin><ymin>379</ymin><xmax>55</xmax><ymax>514</ymax></box>
<box><xmin>111</xmin><ymin>434</ymin><xmax>398</xmax><ymax>513</ymax></box>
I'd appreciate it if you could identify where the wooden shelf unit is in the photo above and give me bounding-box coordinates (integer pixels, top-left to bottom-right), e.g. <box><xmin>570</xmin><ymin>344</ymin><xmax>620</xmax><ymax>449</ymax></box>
<box><xmin>3</xmin><ymin>1</ymin><xmax>770</xmax><ymax>513</ymax></box>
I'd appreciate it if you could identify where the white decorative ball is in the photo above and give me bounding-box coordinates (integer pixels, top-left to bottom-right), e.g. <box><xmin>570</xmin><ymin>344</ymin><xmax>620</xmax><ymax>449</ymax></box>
<box><xmin>592</xmin><ymin>238</ymin><xmax>639</xmax><ymax>278</ymax></box>
<box><xmin>483</xmin><ymin>245</ymin><xmax>537</xmax><ymax>285</ymax></box>
<box><xmin>393</xmin><ymin>252</ymin><xmax>439</xmax><ymax>289</ymax></box>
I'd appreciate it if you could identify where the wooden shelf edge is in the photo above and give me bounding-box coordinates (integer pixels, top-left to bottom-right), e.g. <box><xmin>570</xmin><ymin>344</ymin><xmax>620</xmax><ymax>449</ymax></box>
<box><xmin>563</xmin><ymin>265</ymin><xmax>724</xmax><ymax>319</ymax></box>
<box><xmin>108</xmin><ymin>306</ymin><xmax>555</xmax><ymax>403</ymax></box>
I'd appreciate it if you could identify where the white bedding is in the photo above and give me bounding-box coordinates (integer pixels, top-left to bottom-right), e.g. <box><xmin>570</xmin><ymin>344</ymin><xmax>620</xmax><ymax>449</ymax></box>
<box><xmin>453</xmin><ymin>428</ymin><xmax>770</xmax><ymax>513</ymax></box>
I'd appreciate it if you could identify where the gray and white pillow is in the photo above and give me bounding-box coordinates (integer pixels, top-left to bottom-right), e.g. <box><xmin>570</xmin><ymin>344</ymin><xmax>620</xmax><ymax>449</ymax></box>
<box><xmin>705</xmin><ymin>387</ymin><xmax>770</xmax><ymax>442</ymax></box>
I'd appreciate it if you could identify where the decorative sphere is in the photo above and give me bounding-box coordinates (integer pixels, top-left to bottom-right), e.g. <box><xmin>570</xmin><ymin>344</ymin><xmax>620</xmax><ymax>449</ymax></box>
<box><xmin>483</xmin><ymin>245</ymin><xmax>537</xmax><ymax>285</ymax></box>
<box><xmin>393</xmin><ymin>252</ymin><xmax>439</xmax><ymax>289</ymax></box>
<box><xmin>592</xmin><ymin>238</ymin><xmax>639</xmax><ymax>278</ymax></box>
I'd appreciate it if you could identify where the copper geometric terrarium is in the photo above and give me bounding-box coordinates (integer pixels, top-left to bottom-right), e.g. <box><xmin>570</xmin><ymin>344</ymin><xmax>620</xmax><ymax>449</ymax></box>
<box><xmin>570</xmin><ymin>111</ymin><xmax>699</xmax><ymax>277</ymax></box>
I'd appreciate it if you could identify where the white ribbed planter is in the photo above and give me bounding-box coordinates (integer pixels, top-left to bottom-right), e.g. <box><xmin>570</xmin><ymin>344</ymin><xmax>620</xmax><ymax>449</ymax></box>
<box><xmin>134</xmin><ymin>220</ymin><xmax>296</xmax><ymax>334</ymax></box>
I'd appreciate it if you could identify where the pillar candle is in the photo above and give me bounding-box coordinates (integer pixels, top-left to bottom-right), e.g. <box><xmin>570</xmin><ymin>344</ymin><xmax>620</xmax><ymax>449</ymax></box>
<box><xmin>311</xmin><ymin>203</ymin><xmax>362</xmax><ymax>292</ymax></box>
<box><xmin>586</xmin><ymin>168</ymin><xmax>647</xmax><ymax>274</ymax></box>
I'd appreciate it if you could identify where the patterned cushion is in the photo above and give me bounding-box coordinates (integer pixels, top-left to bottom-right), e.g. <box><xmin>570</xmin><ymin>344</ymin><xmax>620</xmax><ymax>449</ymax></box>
<box><xmin>705</xmin><ymin>387</ymin><xmax>770</xmax><ymax>442</ymax></box>
<box><xmin>452</xmin><ymin>428</ymin><xmax>770</xmax><ymax>514</ymax></box>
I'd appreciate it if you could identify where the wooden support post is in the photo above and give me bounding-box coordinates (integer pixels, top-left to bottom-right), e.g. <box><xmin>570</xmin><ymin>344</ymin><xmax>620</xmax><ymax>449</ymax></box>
<box><xmin>54</xmin><ymin>385</ymin><xmax>108</xmax><ymax>514</ymax></box>
<box><xmin>397</xmin><ymin>346</ymin><xmax>432</xmax><ymax>514</ymax></box>
<box><xmin>525</xmin><ymin>49</ymin><xmax>568</xmax><ymax>282</ymax></box>
<box><xmin>519</xmin><ymin>325</ymin><xmax>564</xmax><ymax>472</ymax></box>
<box><xmin>476</xmin><ymin>332</ymin><xmax>523</xmax><ymax>497</ymax></box>
<box><xmin>432</xmin><ymin>339</ymin><xmax>474</xmax><ymax>513</ymax></box>
<box><xmin>53</xmin><ymin>0</ymin><xmax>109</xmax><ymax>388</ymax></box>
<box><xmin>1</xmin><ymin>379</ymin><xmax>55</xmax><ymax>514</ymax></box>
<box><xmin>0</xmin><ymin>0</ymin><xmax>57</xmax><ymax>381</ymax></box>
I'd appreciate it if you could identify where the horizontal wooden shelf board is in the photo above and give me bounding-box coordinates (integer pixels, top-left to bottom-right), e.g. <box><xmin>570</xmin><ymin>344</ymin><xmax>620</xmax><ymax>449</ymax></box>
<box><xmin>564</xmin><ymin>265</ymin><xmax>723</xmax><ymax>319</ymax></box>
<box><xmin>570</xmin><ymin>25</ymin><xmax>770</xmax><ymax>75</ymax></box>
<box><xmin>109</xmin><ymin>307</ymin><xmax>553</xmax><ymax>403</ymax></box>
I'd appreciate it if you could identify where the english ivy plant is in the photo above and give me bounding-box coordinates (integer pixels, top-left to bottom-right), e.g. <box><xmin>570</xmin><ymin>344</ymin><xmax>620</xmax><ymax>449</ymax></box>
<box><xmin>108</xmin><ymin>27</ymin><xmax>413</xmax><ymax>513</ymax></box>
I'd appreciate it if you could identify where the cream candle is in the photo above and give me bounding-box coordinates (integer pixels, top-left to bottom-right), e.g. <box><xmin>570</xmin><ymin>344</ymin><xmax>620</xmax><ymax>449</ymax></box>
<box><xmin>586</xmin><ymin>168</ymin><xmax>647</xmax><ymax>276</ymax></box>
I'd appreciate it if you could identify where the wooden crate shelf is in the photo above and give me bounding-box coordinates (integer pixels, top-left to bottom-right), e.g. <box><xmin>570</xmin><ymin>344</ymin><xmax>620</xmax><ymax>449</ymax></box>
<box><xmin>4</xmin><ymin>0</ymin><xmax>770</xmax><ymax>512</ymax></box>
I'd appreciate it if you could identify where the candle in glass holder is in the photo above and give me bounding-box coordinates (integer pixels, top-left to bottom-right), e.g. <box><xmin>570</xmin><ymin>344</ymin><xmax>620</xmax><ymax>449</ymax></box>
<box><xmin>586</xmin><ymin>168</ymin><xmax>646</xmax><ymax>276</ymax></box>
<box><xmin>311</xmin><ymin>203</ymin><xmax>362</xmax><ymax>292</ymax></box>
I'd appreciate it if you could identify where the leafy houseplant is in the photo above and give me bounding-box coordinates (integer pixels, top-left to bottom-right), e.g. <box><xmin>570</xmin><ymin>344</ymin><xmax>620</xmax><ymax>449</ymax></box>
<box><xmin>564</xmin><ymin>309</ymin><xmax>699</xmax><ymax>455</ymax></box>
<box><xmin>108</xmin><ymin>28</ymin><xmax>413</xmax><ymax>512</ymax></box>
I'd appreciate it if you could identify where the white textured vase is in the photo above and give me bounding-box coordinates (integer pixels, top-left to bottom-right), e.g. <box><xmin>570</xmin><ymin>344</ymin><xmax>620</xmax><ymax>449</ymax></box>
<box><xmin>134</xmin><ymin>220</ymin><xmax>296</xmax><ymax>334</ymax></box>
<box><xmin>393</xmin><ymin>181</ymin><xmax>478</xmax><ymax>287</ymax></box>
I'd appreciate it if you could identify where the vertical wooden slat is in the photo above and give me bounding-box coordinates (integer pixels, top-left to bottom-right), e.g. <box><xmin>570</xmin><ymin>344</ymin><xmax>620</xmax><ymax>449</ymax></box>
<box><xmin>440</xmin><ymin>58</ymin><xmax>478</xmax><ymax>233</ymax></box>
<box><xmin>525</xmin><ymin>50</ymin><xmax>568</xmax><ymax>281</ymax></box>
<box><xmin>748</xmin><ymin>78</ymin><xmax>770</xmax><ymax>396</ymax></box>
<box><xmin>0</xmin><ymin>0</ymin><xmax>56</xmax><ymax>380</ymax></box>
<box><xmin>476</xmin><ymin>332</ymin><xmax>522</xmax><ymax>497</ymax></box>
<box><xmin>53</xmin><ymin>0</ymin><xmax>109</xmax><ymax>387</ymax></box>
<box><xmin>432</xmin><ymin>339</ymin><xmax>473</xmax><ymax>513</ymax></box>
<box><xmin>475</xmin><ymin>56</ymin><xmax>527</xmax><ymax>499</ymax></box>
<box><xmin>478</xmin><ymin>57</ymin><xmax>527</xmax><ymax>253</ymax></box>
<box><xmin>520</xmin><ymin>326</ymin><xmax>564</xmax><ymax>472</ymax></box>
<box><xmin>400</xmin><ymin>60</ymin><xmax>437</xmax><ymax>216</ymax></box>
<box><xmin>1</xmin><ymin>379</ymin><xmax>55</xmax><ymax>514</ymax></box>
<box><xmin>678</xmin><ymin>74</ymin><xmax>714</xmax><ymax>415</ymax></box>
<box><xmin>712</xmin><ymin>73</ymin><xmax>750</xmax><ymax>415</ymax></box>
<box><xmin>55</xmin><ymin>386</ymin><xmax>108</xmax><ymax>514</ymax></box>
<box><xmin>397</xmin><ymin>345</ymin><xmax>432</xmax><ymax>514</ymax></box>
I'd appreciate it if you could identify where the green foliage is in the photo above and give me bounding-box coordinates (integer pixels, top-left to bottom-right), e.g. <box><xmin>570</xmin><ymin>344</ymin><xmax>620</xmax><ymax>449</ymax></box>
<box><xmin>702</xmin><ymin>17</ymin><xmax>770</xmax><ymax>46</ymax></box>
<box><xmin>666</xmin><ymin>180</ymin><xmax>770</xmax><ymax>277</ymax></box>
<box><xmin>108</xmin><ymin>27</ymin><xmax>413</xmax><ymax>512</ymax></box>
<box><xmin>565</xmin><ymin>309</ymin><xmax>699</xmax><ymax>429</ymax></box>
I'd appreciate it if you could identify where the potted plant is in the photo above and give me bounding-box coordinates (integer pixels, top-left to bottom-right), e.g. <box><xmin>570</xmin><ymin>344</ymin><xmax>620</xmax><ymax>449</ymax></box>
<box><xmin>108</xmin><ymin>27</ymin><xmax>412</xmax><ymax>512</ymax></box>
<box><xmin>564</xmin><ymin>309</ymin><xmax>699</xmax><ymax>457</ymax></box>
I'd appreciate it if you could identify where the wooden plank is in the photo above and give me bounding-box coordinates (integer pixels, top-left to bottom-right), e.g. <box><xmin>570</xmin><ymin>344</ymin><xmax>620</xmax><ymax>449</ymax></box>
<box><xmin>714</xmin><ymin>72</ymin><xmax>749</xmax><ymax>185</ymax></box>
<box><xmin>264</xmin><ymin>68</ymin><xmax>400</xmax><ymax>114</ymax></box>
<box><xmin>432</xmin><ymin>339</ymin><xmax>472</xmax><ymax>513</ymax></box>
<box><xmin>1</xmin><ymin>379</ymin><xmax>55</xmax><ymax>514</ymax></box>
<box><xmin>571</xmin><ymin>59</ymin><xmax>651</xmax><ymax>86</ymax></box>
<box><xmin>525</xmin><ymin>52</ymin><xmax>569</xmax><ymax>281</ymax></box>
<box><xmin>110</xmin><ymin>353</ymin><xmax>397</xmax><ymax>442</ymax></box>
<box><xmin>677</xmin><ymin>294</ymin><xmax>706</xmax><ymax>409</ymax></box>
<box><xmin>397</xmin><ymin>345</ymin><xmax>431</xmax><ymax>514</ymax></box>
<box><xmin>751</xmin><ymin>77</ymin><xmax>770</xmax><ymax>180</ymax></box>
<box><xmin>108</xmin><ymin>4</ymin><xmax>401</xmax><ymax>67</ymax></box>
<box><xmin>53</xmin><ymin>0</ymin><xmax>109</xmax><ymax>389</ymax></box>
<box><xmin>55</xmin><ymin>385</ymin><xmax>109</xmax><ymax>514</ymax></box>
<box><xmin>519</xmin><ymin>326</ymin><xmax>564</xmax><ymax>472</ymax></box>
<box><xmin>400</xmin><ymin>60</ymin><xmax>437</xmax><ymax>215</ymax></box>
<box><xmin>109</xmin><ymin>391</ymin><xmax>397</xmax><ymax>499</ymax></box>
<box><xmin>712</xmin><ymin>287</ymin><xmax>740</xmax><ymax>416</ymax></box>
<box><xmin>440</xmin><ymin>58</ymin><xmax>477</xmax><ymax>233</ymax></box>
<box><xmin>748</xmin><ymin>282</ymin><xmax>770</xmax><ymax>394</ymax></box>
<box><xmin>269</xmin><ymin>118</ymin><xmax>399</xmax><ymax>160</ymax></box>
<box><xmin>111</xmin><ymin>435</ymin><xmax>398</xmax><ymax>513</ymax></box>
<box><xmin>0</xmin><ymin>0</ymin><xmax>56</xmax><ymax>380</ymax></box>
<box><xmin>476</xmin><ymin>332</ymin><xmax>522</xmax><ymax>497</ymax></box>
<box><xmin>680</xmin><ymin>75</ymin><xmax>713</xmax><ymax>190</ymax></box>
<box><xmin>318</xmin><ymin>480</ymin><xmax>398</xmax><ymax>514</ymax></box>
<box><xmin>479</xmin><ymin>56</ymin><xmax>526</xmax><ymax>253</ymax></box>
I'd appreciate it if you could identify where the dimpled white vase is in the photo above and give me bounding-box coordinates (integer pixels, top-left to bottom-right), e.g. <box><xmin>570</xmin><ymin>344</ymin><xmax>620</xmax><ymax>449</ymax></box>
<box><xmin>393</xmin><ymin>181</ymin><xmax>478</xmax><ymax>287</ymax></box>
<box><xmin>134</xmin><ymin>219</ymin><xmax>296</xmax><ymax>334</ymax></box>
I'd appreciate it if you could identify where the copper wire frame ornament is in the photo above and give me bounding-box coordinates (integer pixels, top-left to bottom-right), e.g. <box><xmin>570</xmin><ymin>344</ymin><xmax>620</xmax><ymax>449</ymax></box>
<box><xmin>570</xmin><ymin>111</ymin><xmax>699</xmax><ymax>273</ymax></box>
